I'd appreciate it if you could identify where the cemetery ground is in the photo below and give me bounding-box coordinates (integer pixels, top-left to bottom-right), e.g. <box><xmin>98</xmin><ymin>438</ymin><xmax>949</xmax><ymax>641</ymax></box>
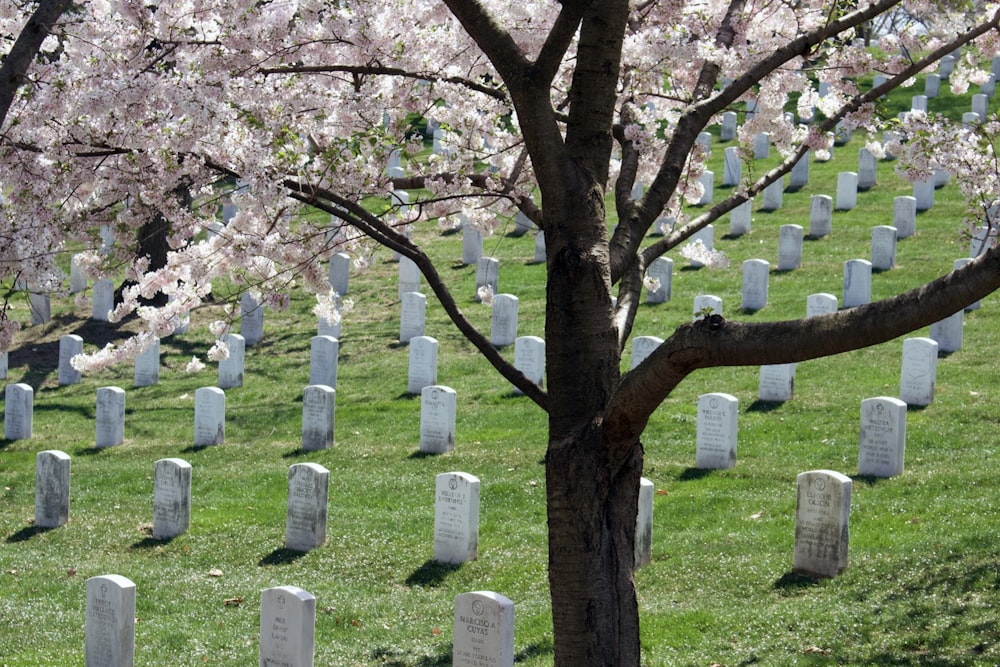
<box><xmin>3</xmin><ymin>85</ymin><xmax>1000</xmax><ymax>665</ymax></box>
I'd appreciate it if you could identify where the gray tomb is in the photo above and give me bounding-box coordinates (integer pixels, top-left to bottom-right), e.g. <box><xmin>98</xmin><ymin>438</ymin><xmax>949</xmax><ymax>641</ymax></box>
<box><xmin>758</xmin><ymin>364</ymin><xmax>795</xmax><ymax>402</ymax></box>
<box><xmin>398</xmin><ymin>255</ymin><xmax>421</xmax><ymax>297</ymax></box>
<box><xmin>973</xmin><ymin>93</ymin><xmax>988</xmax><ymax>122</ymax></box>
<box><xmin>858</xmin><ymin>396</ymin><xmax>907</xmax><ymax>478</ymax></box>
<box><xmin>514</xmin><ymin>211</ymin><xmax>535</xmax><ymax>236</ymax></box>
<box><xmin>911</xmin><ymin>94</ymin><xmax>928</xmax><ymax>112</ymax></box>
<box><xmin>133</xmin><ymin>337</ymin><xmax>160</xmax><ymax>387</ymax></box>
<box><xmin>70</xmin><ymin>254</ymin><xmax>87</xmax><ymax>293</ymax></box>
<box><xmin>741</xmin><ymin>259</ymin><xmax>769</xmax><ymax>311</ymax></box>
<box><xmin>152</xmin><ymin>458</ymin><xmax>192</xmax><ymax>539</ymax></box>
<box><xmin>645</xmin><ymin>257</ymin><xmax>673</xmax><ymax>304</ymax></box>
<box><xmin>85</xmin><ymin>574</ymin><xmax>135</xmax><ymax>667</ymax></box>
<box><xmin>858</xmin><ymin>148</ymin><xmax>877</xmax><ymax>189</ymax></box>
<box><xmin>696</xmin><ymin>131</ymin><xmax>712</xmax><ymax>154</ymax></box>
<box><xmin>789</xmin><ymin>151</ymin><xmax>810</xmax><ymax>189</ymax></box>
<box><xmin>308</xmin><ymin>335</ymin><xmax>339</xmax><ymax>388</ymax></box>
<box><xmin>836</xmin><ymin>172</ymin><xmax>858</xmax><ymax>210</ymax></box>
<box><xmin>301</xmin><ymin>385</ymin><xmax>335</xmax><ymax>451</ymax></box>
<box><xmin>217</xmin><ymin>333</ymin><xmax>246</xmax><ymax>389</ymax></box>
<box><xmin>240</xmin><ymin>292</ymin><xmax>264</xmax><ymax>346</ymax></box>
<box><xmin>698</xmin><ymin>170</ymin><xmax>713</xmax><ymax>205</ymax></box>
<box><xmin>92</xmin><ymin>279</ymin><xmax>115</xmax><ymax>322</ymax></box>
<box><xmin>720</xmin><ymin>111</ymin><xmax>738</xmax><ymax>141</ymax></box>
<box><xmin>35</xmin><ymin>450</ymin><xmax>71</xmax><ymax>528</ymax></box>
<box><xmin>462</xmin><ymin>221</ymin><xmax>484</xmax><ymax>266</ymax></box>
<box><xmin>193</xmin><ymin>387</ymin><xmax>225</xmax><ymax>446</ymax></box>
<box><xmin>420</xmin><ymin>385</ymin><xmax>457</xmax><ymax>454</ymax></box>
<box><xmin>900</xmin><ymin>337</ymin><xmax>938</xmax><ymax>407</ymax></box>
<box><xmin>259</xmin><ymin>585</ymin><xmax>316</xmax><ymax>667</ymax></box>
<box><xmin>806</xmin><ymin>293</ymin><xmax>838</xmax><ymax>318</ymax></box>
<box><xmin>929</xmin><ymin>310</ymin><xmax>963</xmax><ymax>353</ymax></box>
<box><xmin>761</xmin><ymin>178</ymin><xmax>783</xmax><ymax>211</ymax></box>
<box><xmin>753</xmin><ymin>132</ymin><xmax>770</xmax><ymax>159</ymax></box>
<box><xmin>474</xmin><ymin>257</ymin><xmax>499</xmax><ymax>302</ymax></box>
<box><xmin>0</xmin><ymin>351</ymin><xmax>7</xmax><ymax>380</ymax></box>
<box><xmin>695</xmin><ymin>393</ymin><xmax>738</xmax><ymax>470</ymax></box>
<box><xmin>630</xmin><ymin>336</ymin><xmax>663</xmax><ymax>370</ymax></box>
<box><xmin>808</xmin><ymin>195</ymin><xmax>833</xmax><ymax>237</ymax></box>
<box><xmin>490</xmin><ymin>294</ymin><xmax>518</xmax><ymax>347</ymax></box>
<box><xmin>285</xmin><ymin>462</ymin><xmax>329</xmax><ymax>551</ymax></box>
<box><xmin>925</xmin><ymin>73</ymin><xmax>940</xmax><ymax>98</ymax></box>
<box><xmin>870</xmin><ymin>225</ymin><xmax>898</xmax><ymax>270</ymax></box>
<box><xmin>400</xmin><ymin>291</ymin><xmax>427</xmax><ymax>343</ymax></box>
<box><xmin>893</xmin><ymin>196</ymin><xmax>917</xmax><ymax>239</ymax></box>
<box><xmin>723</xmin><ymin>146</ymin><xmax>742</xmax><ymax>186</ymax></box>
<box><xmin>434</xmin><ymin>471</ymin><xmax>480</xmax><ymax>564</ymax></box>
<box><xmin>453</xmin><ymin>591</ymin><xmax>515</xmax><ymax>667</ymax></box>
<box><xmin>513</xmin><ymin>336</ymin><xmax>545</xmax><ymax>393</ymax></box>
<box><xmin>328</xmin><ymin>252</ymin><xmax>350</xmax><ymax>296</ymax></box>
<box><xmin>913</xmin><ymin>177</ymin><xmax>934</xmax><ymax>211</ymax></box>
<box><xmin>5</xmin><ymin>382</ymin><xmax>33</xmax><ymax>440</ymax></box>
<box><xmin>407</xmin><ymin>336</ymin><xmax>438</xmax><ymax>395</ymax></box>
<box><xmin>533</xmin><ymin>232</ymin><xmax>546</xmax><ymax>264</ymax></box>
<box><xmin>95</xmin><ymin>386</ymin><xmax>126</xmax><ymax>448</ymax></box>
<box><xmin>729</xmin><ymin>199</ymin><xmax>752</xmax><ymax>236</ymax></box>
<box><xmin>777</xmin><ymin>225</ymin><xmax>803</xmax><ymax>271</ymax></box>
<box><xmin>842</xmin><ymin>259</ymin><xmax>872</xmax><ymax>308</ymax></box>
<box><xmin>635</xmin><ymin>477</ymin><xmax>654</xmax><ymax>568</ymax></box>
<box><xmin>793</xmin><ymin>470</ymin><xmax>852</xmax><ymax>578</ymax></box>
<box><xmin>58</xmin><ymin>334</ymin><xmax>84</xmax><ymax>386</ymax></box>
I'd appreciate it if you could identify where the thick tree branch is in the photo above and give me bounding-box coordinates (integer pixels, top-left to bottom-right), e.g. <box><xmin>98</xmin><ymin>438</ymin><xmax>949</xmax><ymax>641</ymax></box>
<box><xmin>533</xmin><ymin>1</ymin><xmax>590</xmax><ymax>86</ymax></box>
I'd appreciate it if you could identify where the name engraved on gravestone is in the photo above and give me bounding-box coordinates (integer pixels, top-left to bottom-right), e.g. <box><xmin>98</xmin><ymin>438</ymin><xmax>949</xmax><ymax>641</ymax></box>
<box><xmin>240</xmin><ymin>293</ymin><xmax>264</xmax><ymax>346</ymax></box>
<box><xmin>301</xmin><ymin>385</ymin><xmax>335</xmax><ymax>451</ymax></box>
<box><xmin>453</xmin><ymin>591</ymin><xmax>515</xmax><ymax>667</ymax></box>
<box><xmin>513</xmin><ymin>336</ymin><xmax>545</xmax><ymax>394</ymax></box>
<box><xmin>95</xmin><ymin>386</ymin><xmax>126</xmax><ymax>448</ymax></box>
<box><xmin>86</xmin><ymin>575</ymin><xmax>135</xmax><ymax>667</ymax></box>
<box><xmin>133</xmin><ymin>337</ymin><xmax>160</xmax><ymax>387</ymax></box>
<box><xmin>741</xmin><ymin>259</ymin><xmax>769</xmax><ymax>311</ymax></box>
<box><xmin>308</xmin><ymin>336</ymin><xmax>339</xmax><ymax>388</ymax></box>
<box><xmin>630</xmin><ymin>336</ymin><xmax>664</xmax><ymax>370</ymax></box>
<box><xmin>35</xmin><ymin>450</ymin><xmax>71</xmax><ymax>528</ymax></box>
<box><xmin>218</xmin><ymin>333</ymin><xmax>246</xmax><ymax>389</ymax></box>
<box><xmin>696</xmin><ymin>393</ymin><xmax>738</xmax><ymax>469</ymax></box>
<box><xmin>259</xmin><ymin>585</ymin><xmax>315</xmax><ymax>667</ymax></box>
<box><xmin>194</xmin><ymin>387</ymin><xmax>225</xmax><ymax>446</ymax></box>
<box><xmin>777</xmin><ymin>225</ymin><xmax>803</xmax><ymax>271</ymax></box>
<box><xmin>871</xmin><ymin>226</ymin><xmax>897</xmax><ymax>270</ymax></box>
<box><xmin>794</xmin><ymin>470</ymin><xmax>852</xmax><ymax>578</ymax></box>
<box><xmin>900</xmin><ymin>337</ymin><xmax>938</xmax><ymax>407</ymax></box>
<box><xmin>408</xmin><ymin>336</ymin><xmax>439</xmax><ymax>394</ymax></box>
<box><xmin>758</xmin><ymin>364</ymin><xmax>795</xmax><ymax>402</ymax></box>
<box><xmin>490</xmin><ymin>294</ymin><xmax>518</xmax><ymax>347</ymax></box>
<box><xmin>420</xmin><ymin>385</ymin><xmax>457</xmax><ymax>454</ymax></box>
<box><xmin>859</xmin><ymin>397</ymin><xmax>907</xmax><ymax>478</ymax></box>
<box><xmin>434</xmin><ymin>472</ymin><xmax>480</xmax><ymax>564</ymax></box>
<box><xmin>5</xmin><ymin>383</ymin><xmax>33</xmax><ymax>440</ymax></box>
<box><xmin>285</xmin><ymin>463</ymin><xmax>329</xmax><ymax>552</ymax></box>
<box><xmin>806</xmin><ymin>293</ymin><xmax>838</xmax><ymax>318</ymax></box>
<box><xmin>635</xmin><ymin>477</ymin><xmax>654</xmax><ymax>568</ymax></box>
<box><xmin>153</xmin><ymin>458</ymin><xmax>192</xmax><ymax>539</ymax></box>
<box><xmin>58</xmin><ymin>334</ymin><xmax>83</xmax><ymax>385</ymax></box>
<box><xmin>645</xmin><ymin>257</ymin><xmax>673</xmax><ymax>303</ymax></box>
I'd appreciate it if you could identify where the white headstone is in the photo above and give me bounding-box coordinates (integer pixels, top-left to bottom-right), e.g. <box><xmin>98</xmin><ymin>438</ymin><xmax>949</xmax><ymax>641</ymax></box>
<box><xmin>308</xmin><ymin>335</ymin><xmax>338</xmax><ymax>388</ymax></box>
<box><xmin>533</xmin><ymin>232</ymin><xmax>546</xmax><ymax>264</ymax></box>
<box><xmin>982</xmin><ymin>73</ymin><xmax>996</xmax><ymax>97</ymax></box>
<box><xmin>630</xmin><ymin>336</ymin><xmax>663</xmax><ymax>370</ymax></box>
<box><xmin>842</xmin><ymin>259</ymin><xmax>872</xmax><ymax>308</ymax></box>
<box><xmin>169</xmin><ymin>294</ymin><xmax>190</xmax><ymax>335</ymax></box>
<box><xmin>899</xmin><ymin>337</ymin><xmax>938</xmax><ymax>407</ymax></box>
<box><xmin>777</xmin><ymin>225</ymin><xmax>803</xmax><ymax>271</ymax></box>
<box><xmin>870</xmin><ymin>225</ymin><xmax>898</xmax><ymax>270</ymax></box>
<box><xmin>152</xmin><ymin>458</ymin><xmax>191</xmax><ymax>539</ymax></box>
<box><xmin>934</xmin><ymin>167</ymin><xmax>950</xmax><ymax>188</ymax></box>
<box><xmin>462</xmin><ymin>221</ymin><xmax>484</xmax><ymax>266</ymax></box>
<box><xmin>407</xmin><ymin>336</ymin><xmax>438</xmax><ymax>395</ymax></box>
<box><xmin>972</xmin><ymin>93</ymin><xmax>988</xmax><ymax>122</ymax></box>
<box><xmin>285</xmin><ymin>462</ymin><xmax>329</xmax><ymax>551</ymax></box>
<box><xmin>328</xmin><ymin>252</ymin><xmax>350</xmax><ymax>296</ymax></box>
<box><xmin>514</xmin><ymin>211</ymin><xmax>535</xmax><ymax>236</ymax></box>
<box><xmin>490</xmin><ymin>294</ymin><xmax>518</xmax><ymax>347</ymax></box>
<box><xmin>761</xmin><ymin>178</ymin><xmax>783</xmax><ymax>211</ymax></box>
<box><xmin>723</xmin><ymin>146</ymin><xmax>742</xmax><ymax>186</ymax></box>
<box><xmin>720</xmin><ymin>111</ymin><xmax>738</xmax><ymax>141</ymax></box>
<box><xmin>400</xmin><ymin>291</ymin><xmax>427</xmax><ymax>343</ymax></box>
<box><xmin>794</xmin><ymin>470</ymin><xmax>852</xmax><ymax>577</ymax></box>
<box><xmin>834</xmin><ymin>120</ymin><xmax>852</xmax><ymax>145</ymax></box>
<box><xmin>953</xmin><ymin>258</ymin><xmax>981</xmax><ymax>310</ymax></box>
<box><xmin>925</xmin><ymin>73</ymin><xmax>940</xmax><ymax>97</ymax></box>
<box><xmin>893</xmin><ymin>196</ymin><xmax>917</xmax><ymax>239</ymax></box>
<box><xmin>301</xmin><ymin>385</ymin><xmax>335</xmax><ymax>451</ymax></box>
<box><xmin>859</xmin><ymin>397</ymin><xmax>907</xmax><ymax>478</ymax></box>
<box><xmin>806</xmin><ymin>293</ymin><xmax>838</xmax><ymax>318</ymax></box>
<box><xmin>929</xmin><ymin>310</ymin><xmax>963</xmax><ymax>353</ymax></box>
<box><xmin>809</xmin><ymin>195</ymin><xmax>833</xmax><ymax>237</ymax></box>
<box><xmin>635</xmin><ymin>477</ymin><xmax>654</xmax><ymax>568</ymax></box>
<box><xmin>729</xmin><ymin>199</ymin><xmax>752</xmax><ymax>236</ymax></box>
<box><xmin>836</xmin><ymin>172</ymin><xmax>858</xmax><ymax>210</ymax></box>
<box><xmin>193</xmin><ymin>386</ymin><xmax>225</xmax><ymax>446</ymax></box>
<box><xmin>696</xmin><ymin>393</ymin><xmax>738</xmax><ymax>470</ymax></box>
<box><xmin>35</xmin><ymin>450</ymin><xmax>70</xmax><ymax>528</ymax></box>
<box><xmin>211</xmin><ymin>334</ymin><xmax>243</xmax><ymax>391</ymax></box>
<box><xmin>452</xmin><ymin>591</ymin><xmax>515</xmax><ymax>667</ymax></box>
<box><xmin>698</xmin><ymin>170</ymin><xmax>714</xmax><ymax>205</ymax></box>
<box><xmin>645</xmin><ymin>257</ymin><xmax>673</xmax><ymax>304</ymax></box>
<box><xmin>963</xmin><ymin>111</ymin><xmax>982</xmax><ymax>126</ymax></box>
<box><xmin>133</xmin><ymin>337</ymin><xmax>160</xmax><ymax>387</ymax></box>
<box><xmin>513</xmin><ymin>336</ymin><xmax>545</xmax><ymax>393</ymax></box>
<box><xmin>474</xmin><ymin>258</ymin><xmax>499</xmax><ymax>302</ymax></box>
<box><xmin>688</xmin><ymin>224</ymin><xmax>714</xmax><ymax>267</ymax></box>
<box><xmin>70</xmin><ymin>254</ymin><xmax>88</xmax><ymax>294</ymax></box>
<box><xmin>741</xmin><ymin>259</ymin><xmax>769</xmax><ymax>311</ymax></box>
<box><xmin>0</xmin><ymin>351</ymin><xmax>7</xmax><ymax>380</ymax></box>
<box><xmin>398</xmin><ymin>255</ymin><xmax>421</xmax><ymax>297</ymax></box>
<box><xmin>434</xmin><ymin>471</ymin><xmax>480</xmax><ymax>564</ymax></box>
<box><xmin>420</xmin><ymin>385</ymin><xmax>457</xmax><ymax>454</ymax></box>
<box><xmin>259</xmin><ymin>585</ymin><xmax>316</xmax><ymax>667</ymax></box>
<box><xmin>969</xmin><ymin>224</ymin><xmax>997</xmax><ymax>257</ymax></box>
<box><xmin>753</xmin><ymin>132</ymin><xmax>770</xmax><ymax>159</ymax></box>
<box><xmin>790</xmin><ymin>151</ymin><xmax>810</xmax><ymax>189</ymax></box>
<box><xmin>58</xmin><ymin>334</ymin><xmax>84</xmax><ymax>386</ymax></box>
<box><xmin>92</xmin><ymin>279</ymin><xmax>114</xmax><ymax>322</ymax></box>
<box><xmin>85</xmin><ymin>574</ymin><xmax>135</xmax><ymax>667</ymax></box>
<box><xmin>240</xmin><ymin>292</ymin><xmax>264</xmax><ymax>346</ymax></box>
<box><xmin>693</xmin><ymin>294</ymin><xmax>723</xmax><ymax>320</ymax></box>
<box><xmin>758</xmin><ymin>364</ymin><xmax>795</xmax><ymax>402</ymax></box>
<box><xmin>858</xmin><ymin>148</ymin><xmax>877</xmax><ymax>190</ymax></box>
<box><xmin>696</xmin><ymin>131</ymin><xmax>712</xmax><ymax>154</ymax></box>
<box><xmin>95</xmin><ymin>386</ymin><xmax>126</xmax><ymax>448</ymax></box>
<box><xmin>4</xmin><ymin>382</ymin><xmax>33</xmax><ymax>440</ymax></box>
<box><xmin>387</xmin><ymin>148</ymin><xmax>405</xmax><ymax>178</ymax></box>
<box><xmin>913</xmin><ymin>177</ymin><xmax>934</xmax><ymax>211</ymax></box>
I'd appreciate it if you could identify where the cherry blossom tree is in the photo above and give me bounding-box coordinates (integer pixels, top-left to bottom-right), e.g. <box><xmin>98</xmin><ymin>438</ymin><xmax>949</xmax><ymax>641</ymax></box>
<box><xmin>4</xmin><ymin>1</ymin><xmax>1000</xmax><ymax>663</ymax></box>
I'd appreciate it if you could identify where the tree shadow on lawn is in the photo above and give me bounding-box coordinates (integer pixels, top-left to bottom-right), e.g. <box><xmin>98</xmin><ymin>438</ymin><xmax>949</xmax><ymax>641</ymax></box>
<box><xmin>5</xmin><ymin>525</ymin><xmax>57</xmax><ymax>543</ymax></box>
<box><xmin>677</xmin><ymin>467</ymin><xmax>714</xmax><ymax>481</ymax></box>
<box><xmin>369</xmin><ymin>645</ymin><xmax>452</xmax><ymax>667</ymax></box>
<box><xmin>258</xmin><ymin>547</ymin><xmax>309</xmax><ymax>566</ymax></box>
<box><xmin>746</xmin><ymin>399</ymin><xmax>785</xmax><ymax>413</ymax></box>
<box><xmin>405</xmin><ymin>559</ymin><xmax>461</xmax><ymax>588</ymax></box>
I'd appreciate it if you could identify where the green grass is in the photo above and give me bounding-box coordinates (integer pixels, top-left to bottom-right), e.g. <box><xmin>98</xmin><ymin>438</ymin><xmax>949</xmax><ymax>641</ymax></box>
<box><xmin>2</xmin><ymin>77</ymin><xmax>1000</xmax><ymax>666</ymax></box>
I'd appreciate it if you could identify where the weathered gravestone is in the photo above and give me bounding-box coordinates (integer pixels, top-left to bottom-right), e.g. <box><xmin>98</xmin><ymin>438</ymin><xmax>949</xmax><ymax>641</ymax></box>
<box><xmin>698</xmin><ymin>170</ymin><xmax>714</xmax><ymax>205</ymax></box>
<box><xmin>741</xmin><ymin>259</ymin><xmax>769</xmax><ymax>311</ymax></box>
<box><xmin>892</xmin><ymin>196</ymin><xmax>917</xmax><ymax>239</ymax></box>
<box><xmin>400</xmin><ymin>291</ymin><xmax>427</xmax><ymax>343</ymax></box>
<box><xmin>35</xmin><ymin>450</ymin><xmax>71</xmax><ymax>528</ymax></box>
<box><xmin>462</xmin><ymin>221</ymin><xmax>484</xmax><ymax>266</ymax></box>
<box><xmin>92</xmin><ymin>279</ymin><xmax>115</xmax><ymax>322</ymax></box>
<box><xmin>900</xmin><ymin>337</ymin><xmax>938</xmax><ymax>407</ymax></box>
<box><xmin>301</xmin><ymin>385</ymin><xmax>335</xmax><ymax>451</ymax></box>
<box><xmin>420</xmin><ymin>385</ymin><xmax>457</xmax><ymax>454</ymax></box>
<box><xmin>777</xmin><ymin>225</ymin><xmax>803</xmax><ymax>271</ymax></box>
<box><xmin>474</xmin><ymin>257</ymin><xmax>499</xmax><ymax>302</ymax></box>
<box><xmin>95</xmin><ymin>386</ymin><xmax>126</xmax><ymax>448</ymax></box>
<box><xmin>26</xmin><ymin>282</ymin><xmax>50</xmax><ymax>325</ymax></box>
<box><xmin>85</xmin><ymin>574</ymin><xmax>135</xmax><ymax>667</ymax></box>
<box><xmin>761</xmin><ymin>178</ymin><xmax>783</xmax><ymax>211</ymax></box>
<box><xmin>723</xmin><ymin>146</ymin><xmax>742</xmax><ymax>186</ymax></box>
<box><xmin>58</xmin><ymin>334</ymin><xmax>84</xmax><ymax>386</ymax></box>
<box><xmin>645</xmin><ymin>257</ymin><xmax>673</xmax><ymax>304</ymax></box>
<box><xmin>434</xmin><ymin>471</ymin><xmax>480</xmax><ymax>564</ymax></box>
<box><xmin>925</xmin><ymin>72</ymin><xmax>940</xmax><ymax>97</ymax></box>
<box><xmin>858</xmin><ymin>148</ymin><xmax>877</xmax><ymax>189</ymax></box>
<box><xmin>453</xmin><ymin>591</ymin><xmax>515</xmax><ymax>667</ymax></box>
<box><xmin>398</xmin><ymin>255</ymin><xmax>421</xmax><ymax>297</ymax></box>
<box><xmin>842</xmin><ymin>259</ymin><xmax>872</xmax><ymax>308</ymax></box>
<box><xmin>836</xmin><ymin>172</ymin><xmax>858</xmax><ymax>210</ymax></box>
<box><xmin>789</xmin><ymin>150</ymin><xmax>810</xmax><ymax>189</ymax></box>
<box><xmin>630</xmin><ymin>336</ymin><xmax>663</xmax><ymax>370</ymax></box>
<box><xmin>729</xmin><ymin>199</ymin><xmax>752</xmax><ymax>236</ymax></box>
<box><xmin>929</xmin><ymin>309</ymin><xmax>964</xmax><ymax>353</ymax></box>
<box><xmin>133</xmin><ymin>337</ymin><xmax>160</xmax><ymax>387</ymax></box>
<box><xmin>513</xmin><ymin>336</ymin><xmax>545</xmax><ymax>393</ymax></box>
<box><xmin>720</xmin><ymin>111</ymin><xmax>738</xmax><ymax>141</ymax></box>
<box><xmin>240</xmin><ymin>292</ymin><xmax>264</xmax><ymax>346</ymax></box>
<box><xmin>152</xmin><ymin>458</ymin><xmax>192</xmax><ymax>540</ymax></box>
<box><xmin>514</xmin><ymin>211</ymin><xmax>535</xmax><ymax>236</ymax></box>
<box><xmin>858</xmin><ymin>396</ymin><xmax>907</xmax><ymax>478</ymax></box>
<box><xmin>693</xmin><ymin>294</ymin><xmax>723</xmax><ymax>320</ymax></box>
<box><xmin>806</xmin><ymin>293</ymin><xmax>838</xmax><ymax>317</ymax></box>
<box><xmin>217</xmin><ymin>333</ymin><xmax>246</xmax><ymax>389</ymax></box>
<box><xmin>328</xmin><ymin>252</ymin><xmax>350</xmax><ymax>297</ymax></box>
<box><xmin>285</xmin><ymin>462</ymin><xmax>329</xmax><ymax>551</ymax></box>
<box><xmin>0</xmin><ymin>351</ymin><xmax>7</xmax><ymax>380</ymax></box>
<box><xmin>70</xmin><ymin>253</ymin><xmax>88</xmax><ymax>294</ymax></box>
<box><xmin>5</xmin><ymin>382</ymin><xmax>33</xmax><ymax>440</ymax></box>
<box><xmin>490</xmin><ymin>294</ymin><xmax>518</xmax><ymax>347</ymax></box>
<box><xmin>696</xmin><ymin>393</ymin><xmax>738</xmax><ymax>470</ymax></box>
<box><xmin>193</xmin><ymin>387</ymin><xmax>225</xmax><ymax>446</ymax></box>
<box><xmin>808</xmin><ymin>194</ymin><xmax>833</xmax><ymax>238</ymax></box>
<box><xmin>635</xmin><ymin>477</ymin><xmax>654</xmax><ymax>568</ymax></box>
<box><xmin>758</xmin><ymin>364</ymin><xmax>795</xmax><ymax>402</ymax></box>
<box><xmin>259</xmin><ymin>585</ymin><xmax>315</xmax><ymax>667</ymax></box>
<box><xmin>308</xmin><ymin>335</ymin><xmax>339</xmax><ymax>388</ymax></box>
<box><xmin>913</xmin><ymin>177</ymin><xmax>935</xmax><ymax>211</ymax></box>
<box><xmin>870</xmin><ymin>225</ymin><xmax>898</xmax><ymax>270</ymax></box>
<box><xmin>407</xmin><ymin>336</ymin><xmax>438</xmax><ymax>395</ymax></box>
<box><xmin>794</xmin><ymin>470</ymin><xmax>852</xmax><ymax>578</ymax></box>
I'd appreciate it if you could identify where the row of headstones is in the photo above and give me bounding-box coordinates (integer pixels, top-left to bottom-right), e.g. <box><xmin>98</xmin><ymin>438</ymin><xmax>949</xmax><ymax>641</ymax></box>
<box><xmin>83</xmin><ymin>572</ymin><xmax>515</xmax><ymax>667</ymax></box>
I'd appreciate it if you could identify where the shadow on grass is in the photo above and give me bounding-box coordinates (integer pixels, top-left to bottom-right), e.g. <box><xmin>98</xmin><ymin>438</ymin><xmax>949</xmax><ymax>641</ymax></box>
<box><xmin>394</xmin><ymin>392</ymin><xmax>420</xmax><ymax>401</ymax></box>
<box><xmin>906</xmin><ymin>403</ymin><xmax>929</xmax><ymax>412</ymax></box>
<box><xmin>405</xmin><ymin>559</ymin><xmax>461</xmax><ymax>588</ymax></box>
<box><xmin>369</xmin><ymin>645</ymin><xmax>452</xmax><ymax>666</ymax></box>
<box><xmin>179</xmin><ymin>444</ymin><xmax>212</xmax><ymax>454</ymax></box>
<box><xmin>407</xmin><ymin>450</ymin><xmax>442</xmax><ymax>460</ymax></box>
<box><xmin>747</xmin><ymin>399</ymin><xmax>786</xmax><ymax>413</ymax></box>
<box><xmin>678</xmin><ymin>467</ymin><xmax>713</xmax><ymax>481</ymax></box>
<box><xmin>851</xmin><ymin>474</ymin><xmax>889</xmax><ymax>486</ymax></box>
<box><xmin>773</xmin><ymin>571</ymin><xmax>824</xmax><ymax>590</ymax></box>
<box><xmin>281</xmin><ymin>448</ymin><xmax>313</xmax><ymax>459</ymax></box>
<box><xmin>6</xmin><ymin>525</ymin><xmax>56</xmax><ymax>543</ymax></box>
<box><xmin>259</xmin><ymin>547</ymin><xmax>309</xmax><ymax>567</ymax></box>
<box><xmin>131</xmin><ymin>535</ymin><xmax>175</xmax><ymax>549</ymax></box>
<box><xmin>516</xmin><ymin>640</ymin><xmax>555</xmax><ymax>662</ymax></box>
<box><xmin>73</xmin><ymin>445</ymin><xmax>111</xmax><ymax>456</ymax></box>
